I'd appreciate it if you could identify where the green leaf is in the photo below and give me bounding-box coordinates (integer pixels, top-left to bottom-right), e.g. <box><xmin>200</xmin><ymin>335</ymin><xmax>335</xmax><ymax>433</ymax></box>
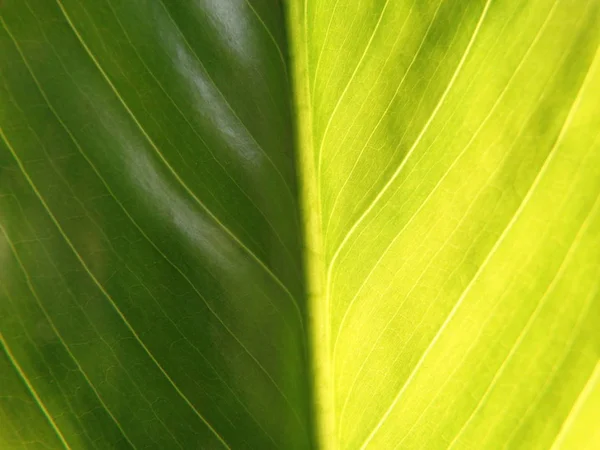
<box><xmin>1</xmin><ymin>0</ymin><xmax>599</xmax><ymax>449</ymax></box>
<box><xmin>0</xmin><ymin>0</ymin><xmax>311</xmax><ymax>448</ymax></box>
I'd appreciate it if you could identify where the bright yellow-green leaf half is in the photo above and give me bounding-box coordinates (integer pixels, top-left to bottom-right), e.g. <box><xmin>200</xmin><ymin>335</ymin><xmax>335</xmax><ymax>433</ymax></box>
<box><xmin>1</xmin><ymin>0</ymin><xmax>599</xmax><ymax>449</ymax></box>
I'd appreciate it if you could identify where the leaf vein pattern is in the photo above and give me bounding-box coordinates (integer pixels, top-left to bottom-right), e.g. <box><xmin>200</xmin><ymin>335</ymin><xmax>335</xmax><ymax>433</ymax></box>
<box><xmin>447</xmin><ymin>136</ymin><xmax>600</xmax><ymax>449</ymax></box>
<box><xmin>315</xmin><ymin>0</ymin><xmax>391</xmax><ymax>178</ymax></box>
<box><xmin>0</xmin><ymin>19</ymin><xmax>305</xmax><ymax>432</ymax></box>
<box><xmin>155</xmin><ymin>0</ymin><xmax>297</xmax><ymax>203</ymax></box>
<box><xmin>357</xmin><ymin>41</ymin><xmax>600</xmax><ymax>449</ymax></box>
<box><xmin>0</xmin><ymin>224</ymin><xmax>137</xmax><ymax>449</ymax></box>
<box><xmin>0</xmin><ymin>127</ymin><xmax>231</xmax><ymax>450</ymax></box>
<box><xmin>327</xmin><ymin>0</ymin><xmax>492</xmax><ymax>276</ymax></box>
<box><xmin>334</xmin><ymin>0</ymin><xmax>560</xmax><ymax>391</ymax></box>
<box><xmin>0</xmin><ymin>332</ymin><xmax>72</xmax><ymax>450</ymax></box>
<box><xmin>51</xmin><ymin>0</ymin><xmax>304</xmax><ymax>325</ymax></box>
<box><xmin>100</xmin><ymin>0</ymin><xmax>302</xmax><ymax>272</ymax></box>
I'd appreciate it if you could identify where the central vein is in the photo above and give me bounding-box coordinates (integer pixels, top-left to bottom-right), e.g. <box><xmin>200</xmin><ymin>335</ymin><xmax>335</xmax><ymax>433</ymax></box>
<box><xmin>286</xmin><ymin>1</ymin><xmax>336</xmax><ymax>449</ymax></box>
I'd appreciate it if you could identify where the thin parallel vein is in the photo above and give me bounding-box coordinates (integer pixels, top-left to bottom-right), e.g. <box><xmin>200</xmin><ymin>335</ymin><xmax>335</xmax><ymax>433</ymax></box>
<box><xmin>315</xmin><ymin>0</ymin><xmax>391</xmax><ymax>179</ymax></box>
<box><xmin>321</xmin><ymin>0</ymin><xmax>441</xmax><ymax>179</ymax></box>
<box><xmin>6</xmin><ymin>93</ymin><xmax>280</xmax><ymax>444</ymax></box>
<box><xmin>337</xmin><ymin>143</ymin><xmax>504</xmax><ymax>436</ymax></box>
<box><xmin>334</xmin><ymin>20</ymin><xmax>465</xmax><ymax>232</ymax></box>
<box><xmin>357</xmin><ymin>43</ymin><xmax>600</xmax><ymax>449</ymax></box>
<box><xmin>1</xmin><ymin>168</ymin><xmax>182</xmax><ymax>450</ymax></box>
<box><xmin>329</xmin><ymin>3</ymin><xmax>490</xmax><ymax>415</ymax></box>
<box><xmin>0</xmin><ymin>32</ymin><xmax>305</xmax><ymax>434</ymax></box>
<box><xmin>316</xmin><ymin>0</ymin><xmax>396</xmax><ymax>436</ymax></box>
<box><xmin>313</xmin><ymin>2</ymin><xmax>391</xmax><ymax>433</ymax></box>
<box><xmin>51</xmin><ymin>0</ymin><xmax>304</xmax><ymax>328</ymax></box>
<box><xmin>328</xmin><ymin>51</ymin><xmax>464</xmax><ymax>273</ymax></box>
<box><xmin>327</xmin><ymin>0</ymin><xmax>492</xmax><ymax>286</ymax></box>
<box><xmin>313</xmin><ymin>0</ymin><xmax>365</xmax><ymax>156</ymax></box>
<box><xmin>333</xmin><ymin>2</ymin><xmax>456</xmax><ymax>434</ymax></box>
<box><xmin>402</xmin><ymin>270</ymin><xmax>600</xmax><ymax>450</ymax></box>
<box><xmin>338</xmin><ymin>131</ymin><xmax>507</xmax><ymax>439</ymax></box>
<box><xmin>101</xmin><ymin>0</ymin><xmax>303</xmax><ymax>285</ymax></box>
<box><xmin>2</xmin><ymin>72</ymin><xmax>304</xmax><ymax>439</ymax></box>
<box><xmin>411</xmin><ymin>256</ymin><xmax>594</xmax><ymax>450</ymax></box>
<box><xmin>447</xmin><ymin>146</ymin><xmax>600</xmax><ymax>450</ymax></box>
<box><xmin>155</xmin><ymin>0</ymin><xmax>299</xmax><ymax>206</ymax></box>
<box><xmin>0</xmin><ymin>206</ymin><xmax>183</xmax><ymax>450</ymax></box>
<box><xmin>68</xmin><ymin>233</ymin><xmax>280</xmax><ymax>444</ymax></box>
<box><xmin>0</xmin><ymin>332</ymin><xmax>71</xmax><ymax>450</ymax></box>
<box><xmin>323</xmin><ymin>0</ymin><xmax>441</xmax><ymax>247</ymax></box>
<box><xmin>393</xmin><ymin>129</ymin><xmax>591</xmax><ymax>450</ymax></box>
<box><xmin>0</xmin><ymin>227</ymin><xmax>137</xmax><ymax>450</ymax></box>
<box><xmin>0</xmin><ymin>309</ymin><xmax>101</xmax><ymax>450</ymax></box>
<box><xmin>0</xmin><ymin>128</ymin><xmax>231</xmax><ymax>450</ymax></box>
<box><xmin>549</xmin><ymin>361</ymin><xmax>600</xmax><ymax>450</ymax></box>
<box><xmin>310</xmin><ymin>0</ymin><xmax>342</xmax><ymax>101</ymax></box>
<box><xmin>241</xmin><ymin>0</ymin><xmax>288</xmax><ymax>74</ymax></box>
<box><xmin>502</xmin><ymin>277</ymin><xmax>600</xmax><ymax>449</ymax></box>
<box><xmin>328</xmin><ymin>0</ymin><xmax>529</xmax><ymax>279</ymax></box>
<box><xmin>332</xmin><ymin>0</ymin><xmax>554</xmax><ymax>360</ymax></box>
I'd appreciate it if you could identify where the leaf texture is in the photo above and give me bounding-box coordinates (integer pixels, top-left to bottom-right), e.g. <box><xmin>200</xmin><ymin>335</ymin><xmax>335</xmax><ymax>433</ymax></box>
<box><xmin>0</xmin><ymin>0</ymin><xmax>312</xmax><ymax>448</ymax></box>
<box><xmin>2</xmin><ymin>0</ymin><xmax>600</xmax><ymax>449</ymax></box>
<box><xmin>288</xmin><ymin>0</ymin><xmax>600</xmax><ymax>448</ymax></box>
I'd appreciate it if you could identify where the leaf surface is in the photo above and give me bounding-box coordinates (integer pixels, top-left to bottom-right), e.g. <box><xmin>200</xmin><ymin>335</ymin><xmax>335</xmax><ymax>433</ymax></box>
<box><xmin>2</xmin><ymin>0</ymin><xmax>600</xmax><ymax>449</ymax></box>
<box><xmin>1</xmin><ymin>1</ymin><xmax>312</xmax><ymax>448</ymax></box>
<box><xmin>289</xmin><ymin>0</ymin><xmax>600</xmax><ymax>448</ymax></box>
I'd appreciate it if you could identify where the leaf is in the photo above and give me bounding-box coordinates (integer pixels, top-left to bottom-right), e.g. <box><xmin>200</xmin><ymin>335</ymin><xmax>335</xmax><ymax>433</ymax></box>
<box><xmin>0</xmin><ymin>0</ymin><xmax>312</xmax><ymax>448</ymax></box>
<box><xmin>289</xmin><ymin>0</ymin><xmax>600</xmax><ymax>448</ymax></box>
<box><xmin>1</xmin><ymin>0</ymin><xmax>600</xmax><ymax>449</ymax></box>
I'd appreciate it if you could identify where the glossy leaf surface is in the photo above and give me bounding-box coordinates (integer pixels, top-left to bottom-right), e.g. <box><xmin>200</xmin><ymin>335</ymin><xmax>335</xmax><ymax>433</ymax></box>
<box><xmin>1</xmin><ymin>0</ymin><xmax>311</xmax><ymax>448</ymax></box>
<box><xmin>2</xmin><ymin>0</ymin><xmax>600</xmax><ymax>449</ymax></box>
